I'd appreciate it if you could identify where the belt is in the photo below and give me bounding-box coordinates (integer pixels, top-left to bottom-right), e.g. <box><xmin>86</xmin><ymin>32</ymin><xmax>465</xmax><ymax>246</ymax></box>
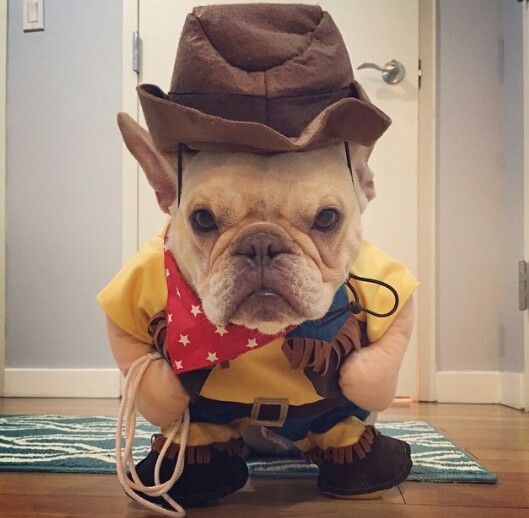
<box><xmin>191</xmin><ymin>395</ymin><xmax>344</xmax><ymax>428</ymax></box>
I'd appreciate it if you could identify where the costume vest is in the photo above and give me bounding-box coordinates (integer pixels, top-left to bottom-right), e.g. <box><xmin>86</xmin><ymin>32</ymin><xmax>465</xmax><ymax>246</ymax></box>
<box><xmin>148</xmin><ymin>243</ymin><xmax>371</xmax><ymax>406</ymax></box>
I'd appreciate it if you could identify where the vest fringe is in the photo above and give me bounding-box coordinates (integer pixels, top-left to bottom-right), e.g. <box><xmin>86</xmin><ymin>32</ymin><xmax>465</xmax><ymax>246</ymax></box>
<box><xmin>306</xmin><ymin>425</ymin><xmax>380</xmax><ymax>465</ymax></box>
<box><xmin>149</xmin><ymin>310</ymin><xmax>363</xmax><ymax>376</ymax></box>
<box><xmin>282</xmin><ymin>314</ymin><xmax>362</xmax><ymax>374</ymax></box>
<box><xmin>150</xmin><ymin>434</ymin><xmax>247</xmax><ymax>464</ymax></box>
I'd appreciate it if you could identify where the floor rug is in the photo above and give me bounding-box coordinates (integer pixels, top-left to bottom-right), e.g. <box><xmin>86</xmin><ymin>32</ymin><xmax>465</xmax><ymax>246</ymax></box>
<box><xmin>0</xmin><ymin>415</ymin><xmax>496</xmax><ymax>483</ymax></box>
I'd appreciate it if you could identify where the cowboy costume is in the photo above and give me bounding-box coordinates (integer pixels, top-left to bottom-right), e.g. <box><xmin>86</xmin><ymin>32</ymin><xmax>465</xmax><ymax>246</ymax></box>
<box><xmin>98</xmin><ymin>3</ymin><xmax>418</xmax><ymax>514</ymax></box>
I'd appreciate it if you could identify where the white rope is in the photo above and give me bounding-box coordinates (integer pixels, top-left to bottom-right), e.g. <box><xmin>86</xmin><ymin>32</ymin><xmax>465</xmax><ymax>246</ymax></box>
<box><xmin>116</xmin><ymin>351</ymin><xmax>190</xmax><ymax>517</ymax></box>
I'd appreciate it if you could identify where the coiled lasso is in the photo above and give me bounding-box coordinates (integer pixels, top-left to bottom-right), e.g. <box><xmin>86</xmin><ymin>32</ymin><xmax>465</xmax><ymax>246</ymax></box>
<box><xmin>115</xmin><ymin>351</ymin><xmax>190</xmax><ymax>516</ymax></box>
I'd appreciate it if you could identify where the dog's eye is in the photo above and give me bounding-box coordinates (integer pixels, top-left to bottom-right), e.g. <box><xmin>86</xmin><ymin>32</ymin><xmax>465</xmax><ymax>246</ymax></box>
<box><xmin>191</xmin><ymin>209</ymin><xmax>218</xmax><ymax>233</ymax></box>
<box><xmin>313</xmin><ymin>208</ymin><xmax>340</xmax><ymax>231</ymax></box>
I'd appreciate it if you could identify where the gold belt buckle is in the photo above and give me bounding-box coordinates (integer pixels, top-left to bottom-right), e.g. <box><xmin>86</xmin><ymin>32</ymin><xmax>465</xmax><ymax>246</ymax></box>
<box><xmin>249</xmin><ymin>398</ymin><xmax>289</xmax><ymax>427</ymax></box>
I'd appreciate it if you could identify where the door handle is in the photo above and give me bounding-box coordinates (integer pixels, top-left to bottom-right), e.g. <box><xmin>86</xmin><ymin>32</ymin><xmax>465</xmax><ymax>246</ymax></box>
<box><xmin>357</xmin><ymin>59</ymin><xmax>406</xmax><ymax>85</ymax></box>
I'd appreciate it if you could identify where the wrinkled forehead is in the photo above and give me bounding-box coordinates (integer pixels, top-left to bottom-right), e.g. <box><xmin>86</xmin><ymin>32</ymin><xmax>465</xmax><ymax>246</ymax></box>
<box><xmin>182</xmin><ymin>144</ymin><xmax>354</xmax><ymax>193</ymax></box>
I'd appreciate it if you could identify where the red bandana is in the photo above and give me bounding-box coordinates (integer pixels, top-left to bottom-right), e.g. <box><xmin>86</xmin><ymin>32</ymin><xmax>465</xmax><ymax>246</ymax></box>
<box><xmin>164</xmin><ymin>241</ymin><xmax>287</xmax><ymax>374</ymax></box>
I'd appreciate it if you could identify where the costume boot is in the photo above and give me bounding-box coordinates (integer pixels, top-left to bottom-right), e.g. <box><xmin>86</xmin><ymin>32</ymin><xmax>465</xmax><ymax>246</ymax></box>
<box><xmin>129</xmin><ymin>435</ymin><xmax>249</xmax><ymax>508</ymax></box>
<box><xmin>308</xmin><ymin>426</ymin><xmax>412</xmax><ymax>498</ymax></box>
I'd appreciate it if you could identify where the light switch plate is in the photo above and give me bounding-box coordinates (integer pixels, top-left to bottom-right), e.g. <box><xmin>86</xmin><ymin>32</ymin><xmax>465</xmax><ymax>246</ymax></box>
<box><xmin>23</xmin><ymin>0</ymin><xmax>44</xmax><ymax>32</ymax></box>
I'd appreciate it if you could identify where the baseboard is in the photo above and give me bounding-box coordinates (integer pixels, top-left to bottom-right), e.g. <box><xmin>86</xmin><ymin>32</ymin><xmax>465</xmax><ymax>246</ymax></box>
<box><xmin>500</xmin><ymin>371</ymin><xmax>525</xmax><ymax>409</ymax></box>
<box><xmin>391</xmin><ymin>397</ymin><xmax>413</xmax><ymax>407</ymax></box>
<box><xmin>437</xmin><ymin>371</ymin><xmax>525</xmax><ymax>408</ymax></box>
<box><xmin>3</xmin><ymin>367</ymin><xmax>524</xmax><ymax>406</ymax></box>
<box><xmin>3</xmin><ymin>368</ymin><xmax>121</xmax><ymax>398</ymax></box>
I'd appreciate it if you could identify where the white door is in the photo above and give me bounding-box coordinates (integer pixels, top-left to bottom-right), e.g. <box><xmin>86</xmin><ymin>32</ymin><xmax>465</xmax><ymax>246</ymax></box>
<box><xmin>136</xmin><ymin>0</ymin><xmax>419</xmax><ymax>398</ymax></box>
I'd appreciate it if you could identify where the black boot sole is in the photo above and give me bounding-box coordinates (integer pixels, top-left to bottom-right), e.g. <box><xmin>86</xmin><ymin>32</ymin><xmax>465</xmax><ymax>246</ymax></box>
<box><xmin>320</xmin><ymin>455</ymin><xmax>413</xmax><ymax>498</ymax></box>
<box><xmin>126</xmin><ymin>463</ymin><xmax>249</xmax><ymax>509</ymax></box>
<box><xmin>318</xmin><ymin>440</ymin><xmax>413</xmax><ymax>497</ymax></box>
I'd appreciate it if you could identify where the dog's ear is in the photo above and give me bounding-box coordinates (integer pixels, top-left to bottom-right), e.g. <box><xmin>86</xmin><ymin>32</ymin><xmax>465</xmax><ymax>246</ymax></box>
<box><xmin>351</xmin><ymin>144</ymin><xmax>376</xmax><ymax>203</ymax></box>
<box><xmin>117</xmin><ymin>112</ymin><xmax>176</xmax><ymax>213</ymax></box>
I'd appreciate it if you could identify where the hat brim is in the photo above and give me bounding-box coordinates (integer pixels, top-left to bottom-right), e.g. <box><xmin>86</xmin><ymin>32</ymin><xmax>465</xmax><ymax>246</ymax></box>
<box><xmin>137</xmin><ymin>82</ymin><xmax>391</xmax><ymax>154</ymax></box>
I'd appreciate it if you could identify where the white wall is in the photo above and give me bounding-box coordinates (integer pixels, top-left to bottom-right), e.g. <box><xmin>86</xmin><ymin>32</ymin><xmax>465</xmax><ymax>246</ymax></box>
<box><xmin>437</xmin><ymin>0</ymin><xmax>524</xmax><ymax>373</ymax></box>
<box><xmin>6</xmin><ymin>0</ymin><xmax>123</xmax><ymax>369</ymax></box>
<box><xmin>500</xmin><ymin>0</ymin><xmax>525</xmax><ymax>373</ymax></box>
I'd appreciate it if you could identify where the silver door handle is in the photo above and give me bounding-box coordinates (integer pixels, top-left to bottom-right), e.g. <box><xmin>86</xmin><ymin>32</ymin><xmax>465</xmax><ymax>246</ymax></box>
<box><xmin>357</xmin><ymin>59</ymin><xmax>406</xmax><ymax>85</ymax></box>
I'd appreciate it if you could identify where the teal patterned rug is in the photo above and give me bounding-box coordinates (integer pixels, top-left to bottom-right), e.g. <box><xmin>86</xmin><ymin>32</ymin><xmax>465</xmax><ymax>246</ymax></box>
<box><xmin>0</xmin><ymin>415</ymin><xmax>496</xmax><ymax>483</ymax></box>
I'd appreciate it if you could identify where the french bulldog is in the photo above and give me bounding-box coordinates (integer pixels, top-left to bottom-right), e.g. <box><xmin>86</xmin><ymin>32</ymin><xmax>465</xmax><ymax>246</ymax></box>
<box><xmin>108</xmin><ymin>112</ymin><xmax>414</xmax><ymax>431</ymax></box>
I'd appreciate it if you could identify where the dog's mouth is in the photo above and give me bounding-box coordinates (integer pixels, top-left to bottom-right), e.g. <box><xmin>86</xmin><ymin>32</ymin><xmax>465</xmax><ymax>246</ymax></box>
<box><xmin>228</xmin><ymin>276</ymin><xmax>306</xmax><ymax>327</ymax></box>
<box><xmin>250</xmin><ymin>287</ymin><xmax>283</xmax><ymax>298</ymax></box>
<box><xmin>203</xmin><ymin>251</ymin><xmax>330</xmax><ymax>332</ymax></box>
<box><xmin>234</xmin><ymin>295</ymin><xmax>298</xmax><ymax>329</ymax></box>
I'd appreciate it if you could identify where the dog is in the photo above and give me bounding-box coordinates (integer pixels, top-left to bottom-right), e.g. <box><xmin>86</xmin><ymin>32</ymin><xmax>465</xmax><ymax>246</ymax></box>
<box><xmin>109</xmin><ymin>113</ymin><xmax>414</xmax><ymax>427</ymax></box>
<box><xmin>99</xmin><ymin>4</ymin><xmax>417</xmax><ymax>513</ymax></box>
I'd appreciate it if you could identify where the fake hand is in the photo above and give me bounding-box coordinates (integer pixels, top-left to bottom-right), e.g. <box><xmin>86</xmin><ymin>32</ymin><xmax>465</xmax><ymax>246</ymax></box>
<box><xmin>135</xmin><ymin>358</ymin><xmax>190</xmax><ymax>427</ymax></box>
<box><xmin>338</xmin><ymin>297</ymin><xmax>414</xmax><ymax>412</ymax></box>
<box><xmin>106</xmin><ymin>317</ymin><xmax>189</xmax><ymax>427</ymax></box>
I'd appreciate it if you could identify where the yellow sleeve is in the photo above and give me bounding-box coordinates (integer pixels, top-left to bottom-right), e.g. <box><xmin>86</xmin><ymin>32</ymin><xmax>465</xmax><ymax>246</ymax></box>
<box><xmin>350</xmin><ymin>240</ymin><xmax>419</xmax><ymax>343</ymax></box>
<box><xmin>96</xmin><ymin>233</ymin><xmax>168</xmax><ymax>344</ymax></box>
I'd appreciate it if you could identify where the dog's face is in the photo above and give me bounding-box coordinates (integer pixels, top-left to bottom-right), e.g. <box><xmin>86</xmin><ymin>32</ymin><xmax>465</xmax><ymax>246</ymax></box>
<box><xmin>169</xmin><ymin>148</ymin><xmax>366</xmax><ymax>334</ymax></box>
<box><xmin>118</xmin><ymin>114</ymin><xmax>375</xmax><ymax>334</ymax></box>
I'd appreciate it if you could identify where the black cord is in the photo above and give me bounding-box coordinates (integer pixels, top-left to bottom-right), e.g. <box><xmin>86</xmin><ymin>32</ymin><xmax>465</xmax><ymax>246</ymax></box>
<box><xmin>177</xmin><ymin>143</ymin><xmax>184</xmax><ymax>206</ymax></box>
<box><xmin>318</xmin><ymin>272</ymin><xmax>399</xmax><ymax>327</ymax></box>
<box><xmin>346</xmin><ymin>273</ymin><xmax>399</xmax><ymax>318</ymax></box>
<box><xmin>344</xmin><ymin>141</ymin><xmax>355</xmax><ymax>185</ymax></box>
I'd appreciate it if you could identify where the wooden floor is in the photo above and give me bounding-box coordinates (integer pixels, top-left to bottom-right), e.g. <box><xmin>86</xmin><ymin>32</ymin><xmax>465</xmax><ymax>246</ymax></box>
<box><xmin>0</xmin><ymin>399</ymin><xmax>527</xmax><ymax>517</ymax></box>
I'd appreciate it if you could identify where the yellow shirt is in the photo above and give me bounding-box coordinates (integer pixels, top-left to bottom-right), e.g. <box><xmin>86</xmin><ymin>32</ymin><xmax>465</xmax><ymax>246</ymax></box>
<box><xmin>97</xmin><ymin>233</ymin><xmax>418</xmax><ymax>405</ymax></box>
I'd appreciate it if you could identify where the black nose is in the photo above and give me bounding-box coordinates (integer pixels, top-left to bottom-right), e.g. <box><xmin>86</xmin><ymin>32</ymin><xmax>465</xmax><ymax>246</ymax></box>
<box><xmin>234</xmin><ymin>232</ymin><xmax>290</xmax><ymax>266</ymax></box>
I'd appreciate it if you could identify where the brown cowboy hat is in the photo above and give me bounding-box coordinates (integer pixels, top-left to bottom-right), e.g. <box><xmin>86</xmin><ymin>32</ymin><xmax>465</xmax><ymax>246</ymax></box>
<box><xmin>138</xmin><ymin>3</ymin><xmax>391</xmax><ymax>154</ymax></box>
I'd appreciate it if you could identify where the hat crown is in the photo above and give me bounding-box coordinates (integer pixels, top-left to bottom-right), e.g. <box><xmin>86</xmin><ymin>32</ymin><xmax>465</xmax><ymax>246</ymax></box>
<box><xmin>170</xmin><ymin>3</ymin><xmax>354</xmax><ymax>99</ymax></box>
<box><xmin>191</xmin><ymin>4</ymin><xmax>323</xmax><ymax>72</ymax></box>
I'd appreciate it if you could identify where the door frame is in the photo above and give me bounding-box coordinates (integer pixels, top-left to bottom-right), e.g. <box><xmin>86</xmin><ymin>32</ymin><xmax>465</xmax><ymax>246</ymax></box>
<box><xmin>0</xmin><ymin>0</ymin><xmax>7</xmax><ymax>396</ymax></box>
<box><xmin>120</xmin><ymin>1</ymin><xmax>438</xmax><ymax>401</ymax></box>
<box><xmin>523</xmin><ymin>0</ymin><xmax>529</xmax><ymax>411</ymax></box>
<box><xmin>417</xmin><ymin>0</ymin><xmax>437</xmax><ymax>401</ymax></box>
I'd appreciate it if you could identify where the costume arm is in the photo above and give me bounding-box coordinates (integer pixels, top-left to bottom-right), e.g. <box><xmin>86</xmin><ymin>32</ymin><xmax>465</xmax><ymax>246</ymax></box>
<box><xmin>107</xmin><ymin>317</ymin><xmax>189</xmax><ymax>427</ymax></box>
<box><xmin>339</xmin><ymin>297</ymin><xmax>414</xmax><ymax>411</ymax></box>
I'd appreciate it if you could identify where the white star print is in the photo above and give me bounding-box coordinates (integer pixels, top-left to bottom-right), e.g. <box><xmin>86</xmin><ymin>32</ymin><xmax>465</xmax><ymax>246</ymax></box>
<box><xmin>178</xmin><ymin>334</ymin><xmax>190</xmax><ymax>346</ymax></box>
<box><xmin>165</xmin><ymin>268</ymin><xmax>170</xmax><ymax>277</ymax></box>
<box><xmin>173</xmin><ymin>360</ymin><xmax>183</xmax><ymax>370</ymax></box>
<box><xmin>246</xmin><ymin>338</ymin><xmax>258</xmax><ymax>349</ymax></box>
<box><xmin>176</xmin><ymin>288</ymin><xmax>181</xmax><ymax>298</ymax></box>
<box><xmin>215</xmin><ymin>326</ymin><xmax>228</xmax><ymax>337</ymax></box>
<box><xmin>207</xmin><ymin>352</ymin><xmax>218</xmax><ymax>363</ymax></box>
<box><xmin>190</xmin><ymin>305</ymin><xmax>202</xmax><ymax>317</ymax></box>
<box><xmin>168</xmin><ymin>313</ymin><xmax>173</xmax><ymax>323</ymax></box>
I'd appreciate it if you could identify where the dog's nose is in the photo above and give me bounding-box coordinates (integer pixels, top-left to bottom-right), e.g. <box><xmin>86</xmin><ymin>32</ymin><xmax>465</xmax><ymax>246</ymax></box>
<box><xmin>234</xmin><ymin>232</ymin><xmax>290</xmax><ymax>266</ymax></box>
